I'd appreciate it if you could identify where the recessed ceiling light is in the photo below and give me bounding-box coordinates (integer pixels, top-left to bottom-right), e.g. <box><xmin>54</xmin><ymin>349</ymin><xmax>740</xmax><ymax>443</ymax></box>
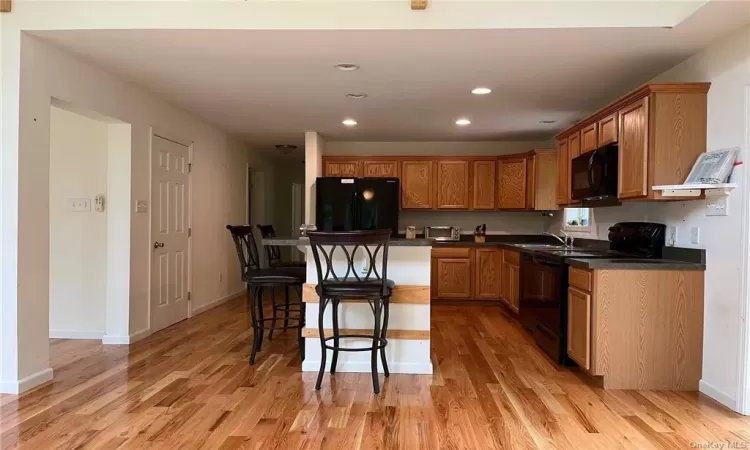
<box><xmin>539</xmin><ymin>120</ymin><xmax>556</xmax><ymax>124</ymax></box>
<box><xmin>471</xmin><ymin>87</ymin><xmax>492</xmax><ymax>95</ymax></box>
<box><xmin>342</xmin><ymin>119</ymin><xmax>358</xmax><ymax>126</ymax></box>
<box><xmin>334</xmin><ymin>63</ymin><xmax>360</xmax><ymax>71</ymax></box>
<box><xmin>346</xmin><ymin>93</ymin><xmax>368</xmax><ymax>99</ymax></box>
<box><xmin>455</xmin><ymin>118</ymin><xmax>471</xmax><ymax>126</ymax></box>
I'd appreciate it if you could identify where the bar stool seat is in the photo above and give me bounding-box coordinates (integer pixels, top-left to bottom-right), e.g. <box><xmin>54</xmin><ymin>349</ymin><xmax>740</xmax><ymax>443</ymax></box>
<box><xmin>316</xmin><ymin>278</ymin><xmax>395</xmax><ymax>298</ymax></box>
<box><xmin>245</xmin><ymin>267</ymin><xmax>306</xmax><ymax>284</ymax></box>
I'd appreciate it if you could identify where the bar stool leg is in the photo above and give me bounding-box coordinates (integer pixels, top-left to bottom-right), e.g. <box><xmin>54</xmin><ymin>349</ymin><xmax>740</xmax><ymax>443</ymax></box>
<box><xmin>283</xmin><ymin>286</ymin><xmax>290</xmax><ymax>331</ymax></box>
<box><xmin>371</xmin><ymin>299</ymin><xmax>382</xmax><ymax>394</ymax></box>
<box><xmin>380</xmin><ymin>298</ymin><xmax>390</xmax><ymax>378</ymax></box>
<box><xmin>269</xmin><ymin>288</ymin><xmax>277</xmax><ymax>341</ymax></box>
<box><xmin>315</xmin><ymin>297</ymin><xmax>328</xmax><ymax>390</ymax></box>
<box><xmin>330</xmin><ymin>298</ymin><xmax>340</xmax><ymax>374</ymax></box>
<box><xmin>249</xmin><ymin>285</ymin><xmax>261</xmax><ymax>365</ymax></box>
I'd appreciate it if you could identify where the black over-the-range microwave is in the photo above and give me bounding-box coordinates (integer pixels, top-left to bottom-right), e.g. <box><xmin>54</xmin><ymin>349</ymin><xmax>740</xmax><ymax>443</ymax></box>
<box><xmin>570</xmin><ymin>144</ymin><xmax>620</xmax><ymax>207</ymax></box>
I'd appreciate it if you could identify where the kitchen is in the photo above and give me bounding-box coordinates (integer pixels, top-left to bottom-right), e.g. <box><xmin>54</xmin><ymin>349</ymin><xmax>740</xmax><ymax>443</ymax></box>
<box><xmin>268</xmin><ymin>82</ymin><xmax>715</xmax><ymax>393</ymax></box>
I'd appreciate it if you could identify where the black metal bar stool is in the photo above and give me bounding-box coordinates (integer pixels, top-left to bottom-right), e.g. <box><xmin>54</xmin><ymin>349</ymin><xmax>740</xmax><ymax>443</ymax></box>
<box><xmin>257</xmin><ymin>224</ymin><xmax>305</xmax><ymax>334</ymax></box>
<box><xmin>226</xmin><ymin>225</ymin><xmax>306</xmax><ymax>364</ymax></box>
<box><xmin>307</xmin><ymin>230</ymin><xmax>394</xmax><ymax>394</ymax></box>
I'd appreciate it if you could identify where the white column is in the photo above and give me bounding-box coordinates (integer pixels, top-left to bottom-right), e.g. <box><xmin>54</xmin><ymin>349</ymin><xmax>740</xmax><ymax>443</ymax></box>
<box><xmin>304</xmin><ymin>131</ymin><xmax>324</xmax><ymax>225</ymax></box>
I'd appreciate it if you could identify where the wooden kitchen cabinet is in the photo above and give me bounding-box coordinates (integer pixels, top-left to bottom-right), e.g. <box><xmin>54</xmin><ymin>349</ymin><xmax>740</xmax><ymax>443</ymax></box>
<box><xmin>431</xmin><ymin>247</ymin><xmax>474</xmax><ymax>299</ymax></box>
<box><xmin>324</xmin><ymin>159</ymin><xmax>361</xmax><ymax>177</ymax></box>
<box><xmin>556</xmin><ymin>139</ymin><xmax>570</xmax><ymax>206</ymax></box>
<box><xmin>436</xmin><ymin>160</ymin><xmax>470</xmax><ymax>209</ymax></box>
<box><xmin>501</xmin><ymin>249</ymin><xmax>520</xmax><ymax>313</ymax></box>
<box><xmin>472</xmin><ymin>159</ymin><xmax>496</xmax><ymax>210</ymax></box>
<box><xmin>497</xmin><ymin>157</ymin><xmax>527</xmax><ymax>209</ymax></box>
<box><xmin>401</xmin><ymin>160</ymin><xmax>434</xmax><ymax>209</ymax></box>
<box><xmin>474</xmin><ymin>248</ymin><xmax>502</xmax><ymax>299</ymax></box>
<box><xmin>568</xmin><ymin>131</ymin><xmax>581</xmax><ymax>160</ymax></box>
<box><xmin>598</xmin><ymin>113</ymin><xmax>618</xmax><ymax>147</ymax></box>
<box><xmin>526</xmin><ymin>149</ymin><xmax>559</xmax><ymax>210</ymax></box>
<box><xmin>362</xmin><ymin>160</ymin><xmax>399</xmax><ymax>178</ymax></box>
<box><xmin>581</xmin><ymin>123</ymin><xmax>598</xmax><ymax>154</ymax></box>
<box><xmin>567</xmin><ymin>286</ymin><xmax>592</xmax><ymax>370</ymax></box>
<box><xmin>566</xmin><ymin>266</ymin><xmax>705</xmax><ymax>390</ymax></box>
<box><xmin>618</xmin><ymin>97</ymin><xmax>649</xmax><ymax>199</ymax></box>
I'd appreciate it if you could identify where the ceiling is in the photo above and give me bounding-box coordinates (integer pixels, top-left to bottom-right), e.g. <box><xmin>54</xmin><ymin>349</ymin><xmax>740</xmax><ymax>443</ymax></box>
<box><xmin>33</xmin><ymin>1</ymin><xmax>750</xmax><ymax>154</ymax></box>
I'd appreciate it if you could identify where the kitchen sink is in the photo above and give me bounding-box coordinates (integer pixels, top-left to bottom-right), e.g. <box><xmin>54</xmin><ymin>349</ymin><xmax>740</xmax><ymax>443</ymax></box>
<box><xmin>513</xmin><ymin>244</ymin><xmax>568</xmax><ymax>249</ymax></box>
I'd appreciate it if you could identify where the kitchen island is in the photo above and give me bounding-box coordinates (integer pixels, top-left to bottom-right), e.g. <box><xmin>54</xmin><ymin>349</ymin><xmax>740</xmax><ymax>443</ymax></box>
<box><xmin>263</xmin><ymin>237</ymin><xmax>434</xmax><ymax>375</ymax></box>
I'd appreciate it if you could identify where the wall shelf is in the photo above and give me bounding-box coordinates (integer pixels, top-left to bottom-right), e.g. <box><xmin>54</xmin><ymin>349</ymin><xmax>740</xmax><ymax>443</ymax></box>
<box><xmin>652</xmin><ymin>183</ymin><xmax>737</xmax><ymax>198</ymax></box>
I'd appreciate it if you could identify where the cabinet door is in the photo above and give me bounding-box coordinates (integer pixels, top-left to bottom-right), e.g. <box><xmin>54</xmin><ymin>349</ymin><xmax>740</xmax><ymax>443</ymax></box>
<box><xmin>508</xmin><ymin>264</ymin><xmax>520</xmax><ymax>313</ymax></box>
<box><xmin>497</xmin><ymin>158</ymin><xmax>527</xmax><ymax>209</ymax></box>
<box><xmin>475</xmin><ymin>249</ymin><xmax>502</xmax><ymax>299</ymax></box>
<box><xmin>437</xmin><ymin>160</ymin><xmax>470</xmax><ymax>209</ymax></box>
<box><xmin>435</xmin><ymin>258</ymin><xmax>473</xmax><ymax>298</ymax></box>
<box><xmin>556</xmin><ymin>139</ymin><xmax>569</xmax><ymax>205</ymax></box>
<box><xmin>525</xmin><ymin>154</ymin><xmax>536</xmax><ymax>209</ymax></box>
<box><xmin>325</xmin><ymin>160</ymin><xmax>361</xmax><ymax>177</ymax></box>
<box><xmin>500</xmin><ymin>262</ymin><xmax>511</xmax><ymax>305</ymax></box>
<box><xmin>567</xmin><ymin>287</ymin><xmax>592</xmax><ymax>370</ymax></box>
<box><xmin>568</xmin><ymin>131</ymin><xmax>581</xmax><ymax>159</ymax></box>
<box><xmin>618</xmin><ymin>97</ymin><xmax>649</xmax><ymax>199</ymax></box>
<box><xmin>401</xmin><ymin>160</ymin><xmax>434</xmax><ymax>209</ymax></box>
<box><xmin>472</xmin><ymin>160</ymin><xmax>496</xmax><ymax>210</ymax></box>
<box><xmin>598</xmin><ymin>113</ymin><xmax>618</xmax><ymax>147</ymax></box>
<box><xmin>581</xmin><ymin>123</ymin><xmax>598</xmax><ymax>154</ymax></box>
<box><xmin>363</xmin><ymin>160</ymin><xmax>398</xmax><ymax>178</ymax></box>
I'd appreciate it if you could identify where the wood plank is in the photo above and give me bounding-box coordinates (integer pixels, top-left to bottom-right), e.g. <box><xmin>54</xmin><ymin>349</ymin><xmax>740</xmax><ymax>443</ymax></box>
<box><xmin>0</xmin><ymin>0</ymin><xmax>10</xmax><ymax>12</ymax></box>
<box><xmin>302</xmin><ymin>328</ymin><xmax>430</xmax><ymax>339</ymax></box>
<box><xmin>302</xmin><ymin>283</ymin><xmax>430</xmax><ymax>304</ymax></box>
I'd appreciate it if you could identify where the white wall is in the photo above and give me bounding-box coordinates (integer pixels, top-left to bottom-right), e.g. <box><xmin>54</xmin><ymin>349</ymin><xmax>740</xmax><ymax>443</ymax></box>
<box><xmin>548</xmin><ymin>25</ymin><xmax>750</xmax><ymax>410</ymax></box>
<box><xmin>0</xmin><ymin>33</ymin><xmax>278</xmax><ymax>392</ymax></box>
<box><xmin>48</xmin><ymin>106</ymin><xmax>108</xmax><ymax>338</ymax></box>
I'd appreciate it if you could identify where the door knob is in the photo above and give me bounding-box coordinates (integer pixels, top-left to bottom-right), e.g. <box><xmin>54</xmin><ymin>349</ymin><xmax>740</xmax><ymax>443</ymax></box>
<box><xmin>154</xmin><ymin>242</ymin><xmax>165</xmax><ymax>249</ymax></box>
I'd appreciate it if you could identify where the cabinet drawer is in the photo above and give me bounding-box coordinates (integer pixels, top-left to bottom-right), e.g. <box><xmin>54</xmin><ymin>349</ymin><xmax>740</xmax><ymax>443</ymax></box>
<box><xmin>569</xmin><ymin>267</ymin><xmax>592</xmax><ymax>292</ymax></box>
<box><xmin>502</xmin><ymin>249</ymin><xmax>520</xmax><ymax>265</ymax></box>
<box><xmin>432</xmin><ymin>247</ymin><xmax>472</xmax><ymax>258</ymax></box>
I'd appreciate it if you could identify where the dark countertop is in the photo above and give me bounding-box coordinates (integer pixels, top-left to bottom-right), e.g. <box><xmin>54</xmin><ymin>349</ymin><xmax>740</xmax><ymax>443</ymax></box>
<box><xmin>566</xmin><ymin>257</ymin><xmax>705</xmax><ymax>271</ymax></box>
<box><xmin>263</xmin><ymin>237</ymin><xmax>434</xmax><ymax>247</ymax></box>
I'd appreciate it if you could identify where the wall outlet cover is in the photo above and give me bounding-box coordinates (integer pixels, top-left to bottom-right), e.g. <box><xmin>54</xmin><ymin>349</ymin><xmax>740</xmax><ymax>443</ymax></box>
<box><xmin>706</xmin><ymin>196</ymin><xmax>729</xmax><ymax>216</ymax></box>
<box><xmin>691</xmin><ymin>226</ymin><xmax>701</xmax><ymax>244</ymax></box>
<box><xmin>70</xmin><ymin>198</ymin><xmax>91</xmax><ymax>212</ymax></box>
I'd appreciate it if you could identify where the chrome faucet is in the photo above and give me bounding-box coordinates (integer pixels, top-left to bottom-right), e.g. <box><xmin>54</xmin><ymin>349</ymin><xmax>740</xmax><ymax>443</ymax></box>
<box><xmin>542</xmin><ymin>231</ymin><xmax>574</xmax><ymax>248</ymax></box>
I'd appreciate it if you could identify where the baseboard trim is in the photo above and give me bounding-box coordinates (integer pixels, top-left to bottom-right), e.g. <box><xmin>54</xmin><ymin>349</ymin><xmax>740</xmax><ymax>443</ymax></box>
<box><xmin>190</xmin><ymin>289</ymin><xmax>245</xmax><ymax>317</ymax></box>
<box><xmin>102</xmin><ymin>327</ymin><xmax>152</xmax><ymax>345</ymax></box>
<box><xmin>699</xmin><ymin>379</ymin><xmax>737</xmax><ymax>410</ymax></box>
<box><xmin>301</xmin><ymin>360</ymin><xmax>433</xmax><ymax>375</ymax></box>
<box><xmin>0</xmin><ymin>367</ymin><xmax>54</xmax><ymax>394</ymax></box>
<box><xmin>49</xmin><ymin>330</ymin><xmax>104</xmax><ymax>340</ymax></box>
<box><xmin>129</xmin><ymin>328</ymin><xmax>152</xmax><ymax>344</ymax></box>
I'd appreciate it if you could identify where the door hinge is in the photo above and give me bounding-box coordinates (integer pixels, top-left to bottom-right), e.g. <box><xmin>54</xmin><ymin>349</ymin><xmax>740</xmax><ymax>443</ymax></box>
<box><xmin>188</xmin><ymin>227</ymin><xmax>192</xmax><ymax>237</ymax></box>
<box><xmin>187</xmin><ymin>291</ymin><xmax>191</xmax><ymax>301</ymax></box>
<box><xmin>188</xmin><ymin>162</ymin><xmax>192</xmax><ymax>173</ymax></box>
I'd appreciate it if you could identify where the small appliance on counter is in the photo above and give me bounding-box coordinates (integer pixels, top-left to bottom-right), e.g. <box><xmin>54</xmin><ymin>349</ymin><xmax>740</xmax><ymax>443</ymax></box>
<box><xmin>519</xmin><ymin>221</ymin><xmax>666</xmax><ymax>365</ymax></box>
<box><xmin>424</xmin><ymin>226</ymin><xmax>461</xmax><ymax>241</ymax></box>
<box><xmin>405</xmin><ymin>226</ymin><xmax>417</xmax><ymax>239</ymax></box>
<box><xmin>315</xmin><ymin>177</ymin><xmax>400</xmax><ymax>237</ymax></box>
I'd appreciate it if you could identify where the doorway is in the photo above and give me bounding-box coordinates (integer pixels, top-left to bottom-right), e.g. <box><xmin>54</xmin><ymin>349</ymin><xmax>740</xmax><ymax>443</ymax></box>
<box><xmin>150</xmin><ymin>134</ymin><xmax>192</xmax><ymax>332</ymax></box>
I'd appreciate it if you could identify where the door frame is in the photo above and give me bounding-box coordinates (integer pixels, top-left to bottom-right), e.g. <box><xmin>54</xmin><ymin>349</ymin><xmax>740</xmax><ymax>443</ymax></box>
<box><xmin>737</xmin><ymin>86</ymin><xmax>750</xmax><ymax>414</ymax></box>
<box><xmin>149</xmin><ymin>129</ymin><xmax>194</xmax><ymax>327</ymax></box>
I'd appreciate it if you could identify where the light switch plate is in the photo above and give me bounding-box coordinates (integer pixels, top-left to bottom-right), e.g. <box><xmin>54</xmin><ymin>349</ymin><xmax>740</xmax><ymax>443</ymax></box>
<box><xmin>70</xmin><ymin>198</ymin><xmax>91</xmax><ymax>212</ymax></box>
<box><xmin>691</xmin><ymin>226</ymin><xmax>701</xmax><ymax>244</ymax></box>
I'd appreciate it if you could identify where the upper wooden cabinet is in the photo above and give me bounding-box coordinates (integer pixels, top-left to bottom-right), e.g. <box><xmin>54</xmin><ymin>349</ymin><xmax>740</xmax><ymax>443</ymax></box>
<box><xmin>568</xmin><ymin>131</ymin><xmax>581</xmax><ymax>160</ymax></box>
<box><xmin>618</xmin><ymin>97</ymin><xmax>649</xmax><ymax>199</ymax></box>
<box><xmin>556</xmin><ymin>139</ymin><xmax>570</xmax><ymax>206</ymax></box>
<box><xmin>497</xmin><ymin>157</ymin><xmax>527</xmax><ymax>209</ymax></box>
<box><xmin>598</xmin><ymin>113</ymin><xmax>618</xmax><ymax>147</ymax></box>
<box><xmin>324</xmin><ymin>159</ymin><xmax>361</xmax><ymax>177</ymax></box>
<box><xmin>527</xmin><ymin>149</ymin><xmax>559</xmax><ymax>210</ymax></box>
<box><xmin>472</xmin><ymin>159</ymin><xmax>496</xmax><ymax>210</ymax></box>
<box><xmin>401</xmin><ymin>160</ymin><xmax>434</xmax><ymax>209</ymax></box>
<box><xmin>436</xmin><ymin>160</ymin><xmax>470</xmax><ymax>209</ymax></box>
<box><xmin>362</xmin><ymin>160</ymin><xmax>399</xmax><ymax>178</ymax></box>
<box><xmin>555</xmin><ymin>83</ymin><xmax>710</xmax><ymax>202</ymax></box>
<box><xmin>581</xmin><ymin>123</ymin><xmax>598</xmax><ymax>154</ymax></box>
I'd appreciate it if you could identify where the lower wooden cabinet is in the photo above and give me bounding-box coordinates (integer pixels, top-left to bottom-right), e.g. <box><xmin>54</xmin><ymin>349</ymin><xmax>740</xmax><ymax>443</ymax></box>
<box><xmin>501</xmin><ymin>250</ymin><xmax>520</xmax><ymax>313</ymax></box>
<box><xmin>567</xmin><ymin>286</ymin><xmax>591</xmax><ymax>371</ymax></box>
<box><xmin>431</xmin><ymin>247</ymin><xmax>474</xmax><ymax>300</ymax></box>
<box><xmin>475</xmin><ymin>248</ymin><xmax>502</xmax><ymax>299</ymax></box>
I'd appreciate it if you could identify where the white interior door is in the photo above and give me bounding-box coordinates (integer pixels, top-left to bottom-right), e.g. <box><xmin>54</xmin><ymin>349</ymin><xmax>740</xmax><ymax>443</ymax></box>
<box><xmin>151</xmin><ymin>135</ymin><xmax>191</xmax><ymax>332</ymax></box>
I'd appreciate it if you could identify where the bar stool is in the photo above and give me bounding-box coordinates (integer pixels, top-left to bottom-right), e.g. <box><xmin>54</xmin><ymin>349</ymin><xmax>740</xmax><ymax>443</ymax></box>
<box><xmin>226</xmin><ymin>225</ymin><xmax>306</xmax><ymax>364</ymax></box>
<box><xmin>307</xmin><ymin>230</ymin><xmax>394</xmax><ymax>394</ymax></box>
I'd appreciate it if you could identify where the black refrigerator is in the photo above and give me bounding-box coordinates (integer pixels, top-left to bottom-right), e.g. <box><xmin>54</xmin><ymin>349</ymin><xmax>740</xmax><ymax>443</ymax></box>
<box><xmin>315</xmin><ymin>177</ymin><xmax>400</xmax><ymax>237</ymax></box>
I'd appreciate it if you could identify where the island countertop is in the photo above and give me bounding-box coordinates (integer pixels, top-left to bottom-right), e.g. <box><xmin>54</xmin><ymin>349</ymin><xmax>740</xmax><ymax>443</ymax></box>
<box><xmin>262</xmin><ymin>237</ymin><xmax>434</xmax><ymax>247</ymax></box>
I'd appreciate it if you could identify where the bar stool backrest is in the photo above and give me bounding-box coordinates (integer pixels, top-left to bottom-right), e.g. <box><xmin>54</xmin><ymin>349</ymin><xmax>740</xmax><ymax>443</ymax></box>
<box><xmin>226</xmin><ymin>225</ymin><xmax>262</xmax><ymax>277</ymax></box>
<box><xmin>306</xmin><ymin>230</ymin><xmax>391</xmax><ymax>290</ymax></box>
<box><xmin>257</xmin><ymin>224</ymin><xmax>282</xmax><ymax>266</ymax></box>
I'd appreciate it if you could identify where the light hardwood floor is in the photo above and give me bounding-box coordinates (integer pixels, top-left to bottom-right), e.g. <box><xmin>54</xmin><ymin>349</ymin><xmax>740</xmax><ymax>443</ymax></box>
<box><xmin>2</xmin><ymin>297</ymin><xmax>749</xmax><ymax>449</ymax></box>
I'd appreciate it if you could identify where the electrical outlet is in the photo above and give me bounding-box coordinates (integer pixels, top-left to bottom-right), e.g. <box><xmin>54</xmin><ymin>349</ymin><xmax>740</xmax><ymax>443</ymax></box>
<box><xmin>691</xmin><ymin>226</ymin><xmax>701</xmax><ymax>244</ymax></box>
<box><xmin>666</xmin><ymin>226</ymin><xmax>677</xmax><ymax>247</ymax></box>
<box><xmin>70</xmin><ymin>198</ymin><xmax>91</xmax><ymax>212</ymax></box>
